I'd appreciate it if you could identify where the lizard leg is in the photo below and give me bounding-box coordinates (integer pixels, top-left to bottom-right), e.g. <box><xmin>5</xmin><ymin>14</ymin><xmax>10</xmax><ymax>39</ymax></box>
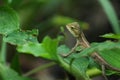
<box><xmin>61</xmin><ymin>41</ymin><xmax>79</xmax><ymax>57</ymax></box>
<box><xmin>101</xmin><ymin>65</ymin><xmax>108</xmax><ymax>80</ymax></box>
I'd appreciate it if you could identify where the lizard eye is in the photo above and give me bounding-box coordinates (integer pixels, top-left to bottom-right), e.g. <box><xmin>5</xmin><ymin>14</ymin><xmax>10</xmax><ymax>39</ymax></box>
<box><xmin>70</xmin><ymin>26</ymin><xmax>75</xmax><ymax>30</ymax></box>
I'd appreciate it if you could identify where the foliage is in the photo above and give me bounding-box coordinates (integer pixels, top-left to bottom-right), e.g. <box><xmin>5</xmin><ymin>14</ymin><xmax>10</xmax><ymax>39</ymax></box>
<box><xmin>0</xmin><ymin>0</ymin><xmax>120</xmax><ymax>80</ymax></box>
<box><xmin>101</xmin><ymin>33</ymin><xmax>120</xmax><ymax>39</ymax></box>
<box><xmin>0</xmin><ymin>64</ymin><xmax>31</xmax><ymax>80</ymax></box>
<box><xmin>0</xmin><ymin>6</ymin><xmax>19</xmax><ymax>35</ymax></box>
<box><xmin>98</xmin><ymin>0</ymin><xmax>120</xmax><ymax>34</ymax></box>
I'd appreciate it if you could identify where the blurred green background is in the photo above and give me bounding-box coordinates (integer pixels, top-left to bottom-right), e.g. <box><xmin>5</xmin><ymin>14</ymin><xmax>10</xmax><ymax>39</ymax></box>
<box><xmin>1</xmin><ymin>0</ymin><xmax>120</xmax><ymax>41</ymax></box>
<box><xmin>0</xmin><ymin>0</ymin><xmax>120</xmax><ymax>80</ymax></box>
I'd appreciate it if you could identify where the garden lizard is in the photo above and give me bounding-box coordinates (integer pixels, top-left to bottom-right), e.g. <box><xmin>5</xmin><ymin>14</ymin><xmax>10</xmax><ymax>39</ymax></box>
<box><xmin>62</xmin><ymin>22</ymin><xmax>120</xmax><ymax>80</ymax></box>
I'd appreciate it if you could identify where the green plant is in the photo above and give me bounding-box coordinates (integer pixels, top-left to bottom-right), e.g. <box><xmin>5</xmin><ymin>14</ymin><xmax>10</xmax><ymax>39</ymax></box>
<box><xmin>0</xmin><ymin>0</ymin><xmax>120</xmax><ymax>80</ymax></box>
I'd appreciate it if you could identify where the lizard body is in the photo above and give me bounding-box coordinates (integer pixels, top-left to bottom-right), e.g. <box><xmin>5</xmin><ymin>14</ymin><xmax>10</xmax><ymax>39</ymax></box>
<box><xmin>62</xmin><ymin>22</ymin><xmax>120</xmax><ymax>76</ymax></box>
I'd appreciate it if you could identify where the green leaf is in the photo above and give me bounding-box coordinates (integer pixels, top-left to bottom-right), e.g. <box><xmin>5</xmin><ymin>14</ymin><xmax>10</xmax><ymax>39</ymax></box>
<box><xmin>101</xmin><ymin>33</ymin><xmax>120</xmax><ymax>39</ymax></box>
<box><xmin>57</xmin><ymin>45</ymin><xmax>90</xmax><ymax>80</ymax></box>
<box><xmin>70</xmin><ymin>58</ymin><xmax>90</xmax><ymax>80</ymax></box>
<box><xmin>17</xmin><ymin>42</ymin><xmax>51</xmax><ymax>59</ymax></box>
<box><xmin>99</xmin><ymin>48</ymin><xmax>120</xmax><ymax>70</ymax></box>
<box><xmin>17</xmin><ymin>36</ymin><xmax>59</xmax><ymax>60</ymax></box>
<box><xmin>0</xmin><ymin>64</ymin><xmax>32</xmax><ymax>80</ymax></box>
<box><xmin>77</xmin><ymin>41</ymin><xmax>120</xmax><ymax>57</ymax></box>
<box><xmin>42</xmin><ymin>36</ymin><xmax>59</xmax><ymax>61</ymax></box>
<box><xmin>74</xmin><ymin>41</ymin><xmax>120</xmax><ymax>75</ymax></box>
<box><xmin>3</xmin><ymin>29</ymin><xmax>38</xmax><ymax>45</ymax></box>
<box><xmin>98</xmin><ymin>0</ymin><xmax>120</xmax><ymax>34</ymax></box>
<box><xmin>57</xmin><ymin>45</ymin><xmax>70</xmax><ymax>54</ymax></box>
<box><xmin>0</xmin><ymin>6</ymin><xmax>19</xmax><ymax>35</ymax></box>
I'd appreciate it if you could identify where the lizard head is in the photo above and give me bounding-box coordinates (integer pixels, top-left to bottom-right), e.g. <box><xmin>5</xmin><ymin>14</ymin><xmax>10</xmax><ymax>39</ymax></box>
<box><xmin>66</xmin><ymin>22</ymin><xmax>81</xmax><ymax>37</ymax></box>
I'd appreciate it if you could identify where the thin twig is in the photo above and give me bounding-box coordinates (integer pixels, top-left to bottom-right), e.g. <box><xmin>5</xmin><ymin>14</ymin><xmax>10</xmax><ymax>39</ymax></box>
<box><xmin>23</xmin><ymin>62</ymin><xmax>56</xmax><ymax>76</ymax></box>
<box><xmin>0</xmin><ymin>38</ymin><xmax>7</xmax><ymax>65</ymax></box>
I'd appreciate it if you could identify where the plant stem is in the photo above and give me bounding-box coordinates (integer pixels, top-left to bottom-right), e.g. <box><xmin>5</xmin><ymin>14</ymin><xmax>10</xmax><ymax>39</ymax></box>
<box><xmin>0</xmin><ymin>38</ymin><xmax>7</xmax><ymax>65</ymax></box>
<box><xmin>23</xmin><ymin>62</ymin><xmax>56</xmax><ymax>76</ymax></box>
<box><xmin>86</xmin><ymin>67</ymin><xmax>101</xmax><ymax>77</ymax></box>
